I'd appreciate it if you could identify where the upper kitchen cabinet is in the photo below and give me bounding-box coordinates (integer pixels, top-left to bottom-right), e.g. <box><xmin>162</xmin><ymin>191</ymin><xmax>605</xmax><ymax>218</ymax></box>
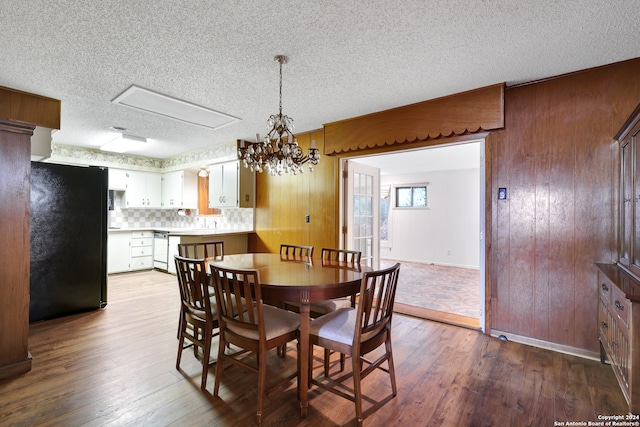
<box><xmin>124</xmin><ymin>170</ymin><xmax>162</xmax><ymax>208</ymax></box>
<box><xmin>108</xmin><ymin>168</ymin><xmax>127</xmax><ymax>191</ymax></box>
<box><xmin>208</xmin><ymin>160</ymin><xmax>255</xmax><ymax>208</ymax></box>
<box><xmin>161</xmin><ymin>170</ymin><xmax>197</xmax><ymax>209</ymax></box>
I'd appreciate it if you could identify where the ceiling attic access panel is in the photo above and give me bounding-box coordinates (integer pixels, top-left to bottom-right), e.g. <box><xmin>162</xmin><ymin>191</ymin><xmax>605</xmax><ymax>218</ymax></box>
<box><xmin>322</xmin><ymin>83</ymin><xmax>504</xmax><ymax>155</ymax></box>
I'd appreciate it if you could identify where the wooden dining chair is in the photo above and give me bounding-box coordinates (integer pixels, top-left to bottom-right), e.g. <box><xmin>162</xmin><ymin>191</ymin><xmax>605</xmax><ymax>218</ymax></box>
<box><xmin>177</xmin><ymin>241</ymin><xmax>224</xmax><ymax>260</ymax></box>
<box><xmin>284</xmin><ymin>248</ymin><xmax>363</xmax><ymax>372</ymax></box>
<box><xmin>210</xmin><ymin>264</ymin><xmax>299</xmax><ymax>425</ymax></box>
<box><xmin>279</xmin><ymin>243</ymin><xmax>314</xmax><ymax>259</ymax></box>
<box><xmin>320</xmin><ymin>247</ymin><xmax>362</xmax><ymax>264</ymax></box>
<box><xmin>283</xmin><ymin>248</ymin><xmax>358</xmax><ymax>317</ymax></box>
<box><xmin>174</xmin><ymin>255</ymin><xmax>219</xmax><ymax>391</ymax></box>
<box><xmin>175</xmin><ymin>241</ymin><xmax>224</xmax><ymax>339</ymax></box>
<box><xmin>308</xmin><ymin>262</ymin><xmax>401</xmax><ymax>427</ymax></box>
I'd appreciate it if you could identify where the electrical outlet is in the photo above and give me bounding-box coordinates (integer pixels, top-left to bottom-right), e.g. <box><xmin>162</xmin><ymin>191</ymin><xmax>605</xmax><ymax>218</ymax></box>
<box><xmin>305</xmin><ymin>214</ymin><xmax>310</xmax><ymax>223</ymax></box>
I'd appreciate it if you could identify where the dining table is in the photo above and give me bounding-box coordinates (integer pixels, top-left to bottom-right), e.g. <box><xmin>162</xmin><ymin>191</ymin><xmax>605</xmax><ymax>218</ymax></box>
<box><xmin>208</xmin><ymin>252</ymin><xmax>370</xmax><ymax>417</ymax></box>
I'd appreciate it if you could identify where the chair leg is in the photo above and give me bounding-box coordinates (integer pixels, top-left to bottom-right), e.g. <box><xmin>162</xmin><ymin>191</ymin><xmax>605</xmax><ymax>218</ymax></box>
<box><xmin>277</xmin><ymin>343</ymin><xmax>287</xmax><ymax>358</ymax></box>
<box><xmin>176</xmin><ymin>311</ymin><xmax>181</xmax><ymax>339</ymax></box>
<box><xmin>201</xmin><ymin>324</ymin><xmax>212</xmax><ymax>391</ymax></box>
<box><xmin>193</xmin><ymin>326</ymin><xmax>201</xmax><ymax>357</ymax></box>
<box><xmin>385</xmin><ymin>336</ymin><xmax>397</xmax><ymax>396</ymax></box>
<box><xmin>323</xmin><ymin>348</ymin><xmax>331</xmax><ymax>376</ymax></box>
<box><xmin>322</xmin><ymin>350</ymin><xmax>346</xmax><ymax>376</ymax></box>
<box><xmin>213</xmin><ymin>333</ymin><xmax>225</xmax><ymax>397</ymax></box>
<box><xmin>257</xmin><ymin>350</ymin><xmax>267</xmax><ymax>425</ymax></box>
<box><xmin>352</xmin><ymin>352</ymin><xmax>364</xmax><ymax>427</ymax></box>
<box><xmin>176</xmin><ymin>315</ymin><xmax>186</xmax><ymax>370</ymax></box>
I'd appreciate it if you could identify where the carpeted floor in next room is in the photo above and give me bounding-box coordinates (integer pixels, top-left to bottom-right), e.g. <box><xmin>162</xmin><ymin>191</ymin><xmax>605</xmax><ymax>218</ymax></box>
<box><xmin>380</xmin><ymin>259</ymin><xmax>481</xmax><ymax>319</ymax></box>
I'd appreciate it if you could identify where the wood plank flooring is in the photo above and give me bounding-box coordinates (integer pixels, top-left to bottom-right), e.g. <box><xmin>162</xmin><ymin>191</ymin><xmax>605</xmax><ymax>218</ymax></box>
<box><xmin>0</xmin><ymin>270</ymin><xmax>628</xmax><ymax>426</ymax></box>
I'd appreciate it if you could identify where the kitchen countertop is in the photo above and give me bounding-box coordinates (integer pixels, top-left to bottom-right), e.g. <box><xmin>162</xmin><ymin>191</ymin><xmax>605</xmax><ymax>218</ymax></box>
<box><xmin>108</xmin><ymin>227</ymin><xmax>254</xmax><ymax>236</ymax></box>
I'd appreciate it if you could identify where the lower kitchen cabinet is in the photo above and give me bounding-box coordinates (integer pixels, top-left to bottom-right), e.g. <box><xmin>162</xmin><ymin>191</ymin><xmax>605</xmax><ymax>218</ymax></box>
<box><xmin>130</xmin><ymin>231</ymin><xmax>153</xmax><ymax>270</ymax></box>
<box><xmin>107</xmin><ymin>232</ymin><xmax>131</xmax><ymax>274</ymax></box>
<box><xmin>108</xmin><ymin>230</ymin><xmax>154</xmax><ymax>274</ymax></box>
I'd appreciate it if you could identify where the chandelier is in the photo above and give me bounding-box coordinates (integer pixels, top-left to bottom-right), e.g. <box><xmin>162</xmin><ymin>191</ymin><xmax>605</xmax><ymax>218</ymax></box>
<box><xmin>238</xmin><ymin>55</ymin><xmax>320</xmax><ymax>175</ymax></box>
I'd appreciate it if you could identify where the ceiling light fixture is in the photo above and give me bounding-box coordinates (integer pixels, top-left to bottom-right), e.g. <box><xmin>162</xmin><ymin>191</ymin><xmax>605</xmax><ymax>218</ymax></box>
<box><xmin>100</xmin><ymin>133</ymin><xmax>147</xmax><ymax>153</ymax></box>
<box><xmin>237</xmin><ymin>55</ymin><xmax>320</xmax><ymax>175</ymax></box>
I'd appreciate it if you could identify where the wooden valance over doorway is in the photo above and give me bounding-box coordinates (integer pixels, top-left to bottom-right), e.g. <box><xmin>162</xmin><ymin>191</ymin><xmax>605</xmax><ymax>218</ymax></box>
<box><xmin>323</xmin><ymin>83</ymin><xmax>504</xmax><ymax>155</ymax></box>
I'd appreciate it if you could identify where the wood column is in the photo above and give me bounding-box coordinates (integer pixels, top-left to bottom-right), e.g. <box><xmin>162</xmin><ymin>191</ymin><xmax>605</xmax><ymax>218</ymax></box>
<box><xmin>0</xmin><ymin>87</ymin><xmax>60</xmax><ymax>379</ymax></box>
<box><xmin>0</xmin><ymin>121</ymin><xmax>34</xmax><ymax>378</ymax></box>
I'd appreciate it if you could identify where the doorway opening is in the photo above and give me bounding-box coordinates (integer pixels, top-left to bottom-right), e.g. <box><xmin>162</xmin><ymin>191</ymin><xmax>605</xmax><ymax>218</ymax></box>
<box><xmin>341</xmin><ymin>140</ymin><xmax>485</xmax><ymax>331</ymax></box>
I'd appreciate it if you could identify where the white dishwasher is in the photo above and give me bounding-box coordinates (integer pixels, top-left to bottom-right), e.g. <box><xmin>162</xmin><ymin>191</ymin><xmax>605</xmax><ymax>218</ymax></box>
<box><xmin>153</xmin><ymin>231</ymin><xmax>169</xmax><ymax>271</ymax></box>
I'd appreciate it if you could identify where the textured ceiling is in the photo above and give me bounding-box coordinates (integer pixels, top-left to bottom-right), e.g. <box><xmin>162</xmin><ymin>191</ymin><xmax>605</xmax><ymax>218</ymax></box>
<box><xmin>1</xmin><ymin>1</ymin><xmax>638</xmax><ymax>159</ymax></box>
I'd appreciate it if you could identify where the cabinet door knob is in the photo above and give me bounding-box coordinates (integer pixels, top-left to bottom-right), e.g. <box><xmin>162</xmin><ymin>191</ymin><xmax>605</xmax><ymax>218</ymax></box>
<box><xmin>615</xmin><ymin>300</ymin><xmax>624</xmax><ymax>311</ymax></box>
<box><xmin>601</xmin><ymin>321</ymin><xmax>608</xmax><ymax>329</ymax></box>
<box><xmin>601</xmin><ymin>283</ymin><xmax>609</xmax><ymax>292</ymax></box>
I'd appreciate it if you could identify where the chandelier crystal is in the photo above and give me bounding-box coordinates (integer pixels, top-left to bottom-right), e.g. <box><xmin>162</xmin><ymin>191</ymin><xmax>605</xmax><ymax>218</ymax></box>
<box><xmin>238</xmin><ymin>55</ymin><xmax>320</xmax><ymax>176</ymax></box>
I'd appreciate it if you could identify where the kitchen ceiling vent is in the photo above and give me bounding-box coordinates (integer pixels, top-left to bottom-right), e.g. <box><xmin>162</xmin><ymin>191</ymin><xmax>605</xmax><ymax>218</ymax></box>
<box><xmin>112</xmin><ymin>85</ymin><xmax>241</xmax><ymax>130</ymax></box>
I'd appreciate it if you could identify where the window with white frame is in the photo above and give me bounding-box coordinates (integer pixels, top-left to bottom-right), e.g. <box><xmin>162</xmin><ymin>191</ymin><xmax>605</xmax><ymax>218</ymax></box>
<box><xmin>395</xmin><ymin>184</ymin><xmax>427</xmax><ymax>208</ymax></box>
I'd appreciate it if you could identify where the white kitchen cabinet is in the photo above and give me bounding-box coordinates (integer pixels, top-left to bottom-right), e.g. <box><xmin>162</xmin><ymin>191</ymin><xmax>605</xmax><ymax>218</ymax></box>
<box><xmin>130</xmin><ymin>230</ymin><xmax>153</xmax><ymax>270</ymax></box>
<box><xmin>107</xmin><ymin>232</ymin><xmax>131</xmax><ymax>273</ymax></box>
<box><xmin>124</xmin><ymin>171</ymin><xmax>162</xmax><ymax>208</ymax></box>
<box><xmin>161</xmin><ymin>170</ymin><xmax>197</xmax><ymax>209</ymax></box>
<box><xmin>208</xmin><ymin>161</ymin><xmax>255</xmax><ymax>208</ymax></box>
<box><xmin>108</xmin><ymin>168</ymin><xmax>128</xmax><ymax>190</ymax></box>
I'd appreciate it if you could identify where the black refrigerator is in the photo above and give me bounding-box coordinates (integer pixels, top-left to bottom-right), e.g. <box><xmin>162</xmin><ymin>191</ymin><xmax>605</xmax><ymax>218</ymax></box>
<box><xmin>30</xmin><ymin>162</ymin><xmax>108</xmax><ymax>322</ymax></box>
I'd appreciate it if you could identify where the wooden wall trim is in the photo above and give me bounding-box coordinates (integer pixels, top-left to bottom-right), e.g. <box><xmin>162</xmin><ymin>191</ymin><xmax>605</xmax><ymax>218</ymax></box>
<box><xmin>0</xmin><ymin>86</ymin><xmax>61</xmax><ymax>129</ymax></box>
<box><xmin>323</xmin><ymin>83</ymin><xmax>504</xmax><ymax>155</ymax></box>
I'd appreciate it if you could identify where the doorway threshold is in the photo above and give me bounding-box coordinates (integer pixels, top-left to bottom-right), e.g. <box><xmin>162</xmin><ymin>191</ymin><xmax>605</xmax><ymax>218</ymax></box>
<box><xmin>394</xmin><ymin>302</ymin><xmax>480</xmax><ymax>331</ymax></box>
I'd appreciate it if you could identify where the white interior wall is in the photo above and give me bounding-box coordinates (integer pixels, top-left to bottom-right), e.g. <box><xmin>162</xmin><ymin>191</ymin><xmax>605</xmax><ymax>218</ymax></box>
<box><xmin>380</xmin><ymin>167</ymin><xmax>480</xmax><ymax>269</ymax></box>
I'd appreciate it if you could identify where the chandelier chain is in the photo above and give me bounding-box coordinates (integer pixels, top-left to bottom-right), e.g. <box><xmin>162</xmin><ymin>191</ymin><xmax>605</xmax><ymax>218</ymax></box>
<box><xmin>278</xmin><ymin>57</ymin><xmax>283</xmax><ymax>117</ymax></box>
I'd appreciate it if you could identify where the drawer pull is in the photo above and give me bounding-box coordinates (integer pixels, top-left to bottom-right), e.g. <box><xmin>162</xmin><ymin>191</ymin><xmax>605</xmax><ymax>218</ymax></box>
<box><xmin>601</xmin><ymin>321</ymin><xmax>608</xmax><ymax>329</ymax></box>
<box><xmin>601</xmin><ymin>283</ymin><xmax>609</xmax><ymax>292</ymax></box>
<box><xmin>612</xmin><ymin>342</ymin><xmax>619</xmax><ymax>348</ymax></box>
<box><xmin>615</xmin><ymin>300</ymin><xmax>624</xmax><ymax>311</ymax></box>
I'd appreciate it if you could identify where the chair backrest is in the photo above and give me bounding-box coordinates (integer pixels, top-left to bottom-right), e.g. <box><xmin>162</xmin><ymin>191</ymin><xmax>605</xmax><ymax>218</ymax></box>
<box><xmin>321</xmin><ymin>248</ymin><xmax>362</xmax><ymax>264</ymax></box>
<box><xmin>280</xmin><ymin>244</ymin><xmax>314</xmax><ymax>258</ymax></box>
<box><xmin>178</xmin><ymin>241</ymin><xmax>224</xmax><ymax>260</ymax></box>
<box><xmin>174</xmin><ymin>255</ymin><xmax>214</xmax><ymax>320</ymax></box>
<box><xmin>210</xmin><ymin>265</ymin><xmax>265</xmax><ymax>341</ymax></box>
<box><xmin>355</xmin><ymin>263</ymin><xmax>401</xmax><ymax>345</ymax></box>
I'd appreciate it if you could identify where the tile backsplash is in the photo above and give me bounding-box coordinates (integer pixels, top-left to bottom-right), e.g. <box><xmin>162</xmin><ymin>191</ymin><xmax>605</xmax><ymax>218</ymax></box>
<box><xmin>109</xmin><ymin>201</ymin><xmax>254</xmax><ymax>230</ymax></box>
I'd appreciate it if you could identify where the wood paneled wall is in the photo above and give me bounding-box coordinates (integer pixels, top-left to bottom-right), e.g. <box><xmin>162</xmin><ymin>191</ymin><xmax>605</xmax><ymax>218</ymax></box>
<box><xmin>249</xmin><ymin>129</ymin><xmax>339</xmax><ymax>253</ymax></box>
<box><xmin>491</xmin><ymin>59</ymin><xmax>640</xmax><ymax>354</ymax></box>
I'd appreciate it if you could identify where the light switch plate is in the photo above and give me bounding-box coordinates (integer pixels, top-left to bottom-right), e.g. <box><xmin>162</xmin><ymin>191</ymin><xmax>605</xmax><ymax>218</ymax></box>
<box><xmin>498</xmin><ymin>188</ymin><xmax>507</xmax><ymax>200</ymax></box>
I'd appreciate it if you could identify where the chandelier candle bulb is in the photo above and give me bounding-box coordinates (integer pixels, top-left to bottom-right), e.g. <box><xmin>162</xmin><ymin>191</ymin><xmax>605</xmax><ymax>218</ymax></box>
<box><xmin>311</xmin><ymin>140</ymin><xmax>316</xmax><ymax>149</ymax></box>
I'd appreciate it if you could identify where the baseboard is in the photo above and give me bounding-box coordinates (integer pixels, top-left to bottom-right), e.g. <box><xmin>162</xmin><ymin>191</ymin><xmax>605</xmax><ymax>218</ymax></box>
<box><xmin>490</xmin><ymin>329</ymin><xmax>600</xmax><ymax>361</ymax></box>
<box><xmin>0</xmin><ymin>352</ymin><xmax>32</xmax><ymax>380</ymax></box>
<box><xmin>380</xmin><ymin>257</ymin><xmax>479</xmax><ymax>270</ymax></box>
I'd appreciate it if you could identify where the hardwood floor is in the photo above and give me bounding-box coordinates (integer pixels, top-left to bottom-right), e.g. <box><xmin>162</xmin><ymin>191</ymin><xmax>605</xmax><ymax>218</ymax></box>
<box><xmin>0</xmin><ymin>270</ymin><xmax>627</xmax><ymax>426</ymax></box>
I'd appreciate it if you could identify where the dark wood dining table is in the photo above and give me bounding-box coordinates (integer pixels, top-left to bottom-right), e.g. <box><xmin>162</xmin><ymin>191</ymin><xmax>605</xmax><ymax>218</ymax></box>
<box><xmin>208</xmin><ymin>252</ymin><xmax>369</xmax><ymax>417</ymax></box>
